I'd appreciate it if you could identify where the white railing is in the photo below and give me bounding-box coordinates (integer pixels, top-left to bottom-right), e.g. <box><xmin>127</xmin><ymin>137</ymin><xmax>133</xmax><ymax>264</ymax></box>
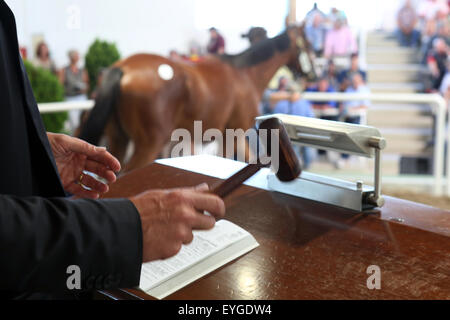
<box><xmin>301</xmin><ymin>92</ymin><xmax>447</xmax><ymax>196</ymax></box>
<box><xmin>38</xmin><ymin>92</ymin><xmax>448</xmax><ymax>196</ymax></box>
<box><xmin>39</xmin><ymin>100</ymin><xmax>94</xmax><ymax>114</ymax></box>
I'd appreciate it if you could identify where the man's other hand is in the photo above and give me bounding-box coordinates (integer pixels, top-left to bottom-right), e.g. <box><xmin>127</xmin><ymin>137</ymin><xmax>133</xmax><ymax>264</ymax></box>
<box><xmin>47</xmin><ymin>133</ymin><xmax>121</xmax><ymax>199</ymax></box>
<box><xmin>130</xmin><ymin>184</ymin><xmax>226</xmax><ymax>262</ymax></box>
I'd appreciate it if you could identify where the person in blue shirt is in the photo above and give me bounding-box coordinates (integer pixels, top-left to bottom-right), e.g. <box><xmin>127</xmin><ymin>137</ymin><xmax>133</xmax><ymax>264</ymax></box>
<box><xmin>337</xmin><ymin>53</ymin><xmax>367</xmax><ymax>91</ymax></box>
<box><xmin>305</xmin><ymin>76</ymin><xmax>338</xmax><ymax>121</ymax></box>
<box><xmin>266</xmin><ymin>77</ymin><xmax>316</xmax><ymax>169</ymax></box>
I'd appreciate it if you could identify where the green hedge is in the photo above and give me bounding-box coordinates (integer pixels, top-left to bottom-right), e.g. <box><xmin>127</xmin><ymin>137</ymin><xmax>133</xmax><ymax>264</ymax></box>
<box><xmin>85</xmin><ymin>39</ymin><xmax>121</xmax><ymax>95</ymax></box>
<box><xmin>24</xmin><ymin>60</ymin><xmax>68</xmax><ymax>133</ymax></box>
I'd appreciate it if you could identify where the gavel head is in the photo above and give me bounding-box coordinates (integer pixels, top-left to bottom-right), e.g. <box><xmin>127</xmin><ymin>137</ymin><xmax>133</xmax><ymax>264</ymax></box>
<box><xmin>258</xmin><ymin>117</ymin><xmax>302</xmax><ymax>182</ymax></box>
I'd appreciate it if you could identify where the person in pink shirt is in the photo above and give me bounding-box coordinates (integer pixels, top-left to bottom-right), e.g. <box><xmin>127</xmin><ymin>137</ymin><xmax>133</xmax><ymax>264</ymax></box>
<box><xmin>324</xmin><ymin>18</ymin><xmax>358</xmax><ymax>58</ymax></box>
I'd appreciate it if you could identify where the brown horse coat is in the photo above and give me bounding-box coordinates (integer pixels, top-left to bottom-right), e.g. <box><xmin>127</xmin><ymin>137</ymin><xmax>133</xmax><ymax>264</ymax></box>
<box><xmin>79</xmin><ymin>26</ymin><xmax>314</xmax><ymax>172</ymax></box>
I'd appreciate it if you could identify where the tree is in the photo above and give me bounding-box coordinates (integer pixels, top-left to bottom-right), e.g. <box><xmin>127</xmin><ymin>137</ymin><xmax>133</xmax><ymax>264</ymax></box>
<box><xmin>24</xmin><ymin>60</ymin><xmax>68</xmax><ymax>133</ymax></box>
<box><xmin>85</xmin><ymin>39</ymin><xmax>121</xmax><ymax>95</ymax></box>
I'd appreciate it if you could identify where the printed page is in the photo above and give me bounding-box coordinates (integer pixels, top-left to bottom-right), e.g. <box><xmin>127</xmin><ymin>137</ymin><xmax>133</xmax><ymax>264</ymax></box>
<box><xmin>139</xmin><ymin>220</ymin><xmax>251</xmax><ymax>292</ymax></box>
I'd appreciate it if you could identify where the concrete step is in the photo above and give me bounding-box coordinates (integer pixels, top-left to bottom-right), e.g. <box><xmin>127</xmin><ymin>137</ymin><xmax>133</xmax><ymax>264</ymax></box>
<box><xmin>367</xmin><ymin>51</ymin><xmax>418</xmax><ymax>64</ymax></box>
<box><xmin>368</xmin><ymin>82</ymin><xmax>423</xmax><ymax>93</ymax></box>
<box><xmin>367</xmin><ymin>64</ymin><xmax>426</xmax><ymax>83</ymax></box>
<box><xmin>366</xmin><ymin>37</ymin><xmax>400</xmax><ymax>47</ymax></box>
<box><xmin>381</xmin><ymin>128</ymin><xmax>431</xmax><ymax>154</ymax></box>
<box><xmin>368</xmin><ymin>71</ymin><xmax>422</xmax><ymax>83</ymax></box>
<box><xmin>367</xmin><ymin>32</ymin><xmax>396</xmax><ymax>40</ymax></box>
<box><xmin>367</xmin><ymin>110</ymin><xmax>433</xmax><ymax>129</ymax></box>
<box><xmin>308</xmin><ymin>153</ymin><xmax>430</xmax><ymax>176</ymax></box>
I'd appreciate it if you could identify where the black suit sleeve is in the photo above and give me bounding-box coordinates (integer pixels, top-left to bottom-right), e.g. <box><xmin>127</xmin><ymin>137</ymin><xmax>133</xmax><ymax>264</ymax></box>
<box><xmin>0</xmin><ymin>195</ymin><xmax>142</xmax><ymax>294</ymax></box>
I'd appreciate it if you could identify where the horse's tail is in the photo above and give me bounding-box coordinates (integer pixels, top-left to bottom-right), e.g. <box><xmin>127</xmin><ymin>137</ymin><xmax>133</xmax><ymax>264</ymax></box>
<box><xmin>78</xmin><ymin>67</ymin><xmax>124</xmax><ymax>146</ymax></box>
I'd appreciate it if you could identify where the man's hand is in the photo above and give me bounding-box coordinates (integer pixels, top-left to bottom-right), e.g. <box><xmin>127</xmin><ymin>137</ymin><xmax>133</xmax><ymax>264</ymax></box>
<box><xmin>47</xmin><ymin>133</ymin><xmax>121</xmax><ymax>199</ymax></box>
<box><xmin>130</xmin><ymin>184</ymin><xmax>226</xmax><ymax>262</ymax></box>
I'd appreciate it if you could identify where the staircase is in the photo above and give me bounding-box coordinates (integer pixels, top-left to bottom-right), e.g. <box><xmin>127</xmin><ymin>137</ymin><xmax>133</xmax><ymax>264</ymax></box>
<box><xmin>365</xmin><ymin>31</ymin><xmax>432</xmax><ymax>175</ymax></box>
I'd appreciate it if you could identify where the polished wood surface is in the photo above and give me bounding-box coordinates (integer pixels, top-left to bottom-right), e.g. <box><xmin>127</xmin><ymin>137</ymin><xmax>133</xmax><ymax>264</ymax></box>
<box><xmin>99</xmin><ymin>157</ymin><xmax>450</xmax><ymax>300</ymax></box>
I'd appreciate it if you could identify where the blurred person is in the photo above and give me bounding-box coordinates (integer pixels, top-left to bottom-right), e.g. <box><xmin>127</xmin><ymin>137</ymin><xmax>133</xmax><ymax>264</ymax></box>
<box><xmin>19</xmin><ymin>46</ymin><xmax>27</xmax><ymax>59</ymax></box>
<box><xmin>440</xmin><ymin>70</ymin><xmax>450</xmax><ymax>97</ymax></box>
<box><xmin>323</xmin><ymin>17</ymin><xmax>358</xmax><ymax>58</ymax></box>
<box><xmin>421</xmin><ymin>20</ymin><xmax>450</xmax><ymax>63</ymax></box>
<box><xmin>188</xmin><ymin>46</ymin><xmax>203</xmax><ymax>62</ymax></box>
<box><xmin>241</xmin><ymin>27</ymin><xmax>268</xmax><ymax>46</ymax></box>
<box><xmin>338</xmin><ymin>73</ymin><xmax>371</xmax><ymax>163</ymax></box>
<box><xmin>337</xmin><ymin>53</ymin><xmax>367</xmax><ymax>91</ymax></box>
<box><xmin>341</xmin><ymin>73</ymin><xmax>371</xmax><ymax>125</ymax></box>
<box><xmin>305</xmin><ymin>13</ymin><xmax>326</xmax><ymax>57</ymax></box>
<box><xmin>396</xmin><ymin>0</ymin><xmax>421</xmax><ymax>47</ymax></box>
<box><xmin>60</xmin><ymin>49</ymin><xmax>89</xmax><ymax>98</ymax></box>
<box><xmin>207</xmin><ymin>27</ymin><xmax>225</xmax><ymax>55</ymax></box>
<box><xmin>326</xmin><ymin>8</ymin><xmax>347</xmax><ymax>29</ymax></box>
<box><xmin>417</xmin><ymin>0</ymin><xmax>449</xmax><ymax>26</ymax></box>
<box><xmin>325</xmin><ymin>59</ymin><xmax>340</xmax><ymax>90</ymax></box>
<box><xmin>60</xmin><ymin>49</ymin><xmax>89</xmax><ymax>130</ymax></box>
<box><xmin>427</xmin><ymin>38</ymin><xmax>448</xmax><ymax>90</ymax></box>
<box><xmin>305</xmin><ymin>76</ymin><xmax>338</xmax><ymax>119</ymax></box>
<box><xmin>420</xmin><ymin>18</ymin><xmax>438</xmax><ymax>63</ymax></box>
<box><xmin>263</xmin><ymin>77</ymin><xmax>316</xmax><ymax>169</ymax></box>
<box><xmin>32</xmin><ymin>41</ymin><xmax>57</xmax><ymax>74</ymax></box>
<box><xmin>169</xmin><ymin>49</ymin><xmax>183</xmax><ymax>62</ymax></box>
<box><xmin>305</xmin><ymin>3</ymin><xmax>326</xmax><ymax>26</ymax></box>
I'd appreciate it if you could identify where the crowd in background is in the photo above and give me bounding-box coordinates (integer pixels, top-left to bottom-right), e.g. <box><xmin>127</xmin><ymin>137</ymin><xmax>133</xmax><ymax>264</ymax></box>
<box><xmin>396</xmin><ymin>0</ymin><xmax>449</xmax><ymax>97</ymax></box>
<box><xmin>19</xmin><ymin>1</ymin><xmax>449</xmax><ymax>169</ymax></box>
<box><xmin>304</xmin><ymin>4</ymin><xmax>358</xmax><ymax>58</ymax></box>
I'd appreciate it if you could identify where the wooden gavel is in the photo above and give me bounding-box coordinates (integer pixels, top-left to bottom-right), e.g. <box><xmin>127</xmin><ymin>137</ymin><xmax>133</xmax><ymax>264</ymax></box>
<box><xmin>211</xmin><ymin>117</ymin><xmax>302</xmax><ymax>198</ymax></box>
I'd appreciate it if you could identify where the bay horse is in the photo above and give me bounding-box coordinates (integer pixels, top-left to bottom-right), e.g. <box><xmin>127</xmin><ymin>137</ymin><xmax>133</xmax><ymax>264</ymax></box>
<box><xmin>79</xmin><ymin>25</ymin><xmax>316</xmax><ymax>172</ymax></box>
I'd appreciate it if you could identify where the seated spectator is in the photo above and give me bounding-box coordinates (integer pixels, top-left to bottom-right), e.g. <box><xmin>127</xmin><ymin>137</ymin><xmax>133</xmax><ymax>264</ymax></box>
<box><xmin>440</xmin><ymin>70</ymin><xmax>450</xmax><ymax>98</ymax></box>
<box><xmin>305</xmin><ymin>76</ymin><xmax>338</xmax><ymax>120</ymax></box>
<box><xmin>420</xmin><ymin>18</ymin><xmax>438</xmax><ymax>63</ymax></box>
<box><xmin>305</xmin><ymin>13</ymin><xmax>326</xmax><ymax>57</ymax></box>
<box><xmin>325</xmin><ymin>59</ymin><xmax>340</xmax><ymax>90</ymax></box>
<box><xmin>326</xmin><ymin>8</ymin><xmax>347</xmax><ymax>29</ymax></box>
<box><xmin>323</xmin><ymin>17</ymin><xmax>357</xmax><ymax>58</ymax></box>
<box><xmin>341</xmin><ymin>73</ymin><xmax>370</xmax><ymax>125</ymax></box>
<box><xmin>32</xmin><ymin>41</ymin><xmax>57</xmax><ymax>74</ymax></box>
<box><xmin>421</xmin><ymin>20</ymin><xmax>450</xmax><ymax>63</ymax></box>
<box><xmin>426</xmin><ymin>38</ymin><xmax>448</xmax><ymax>91</ymax></box>
<box><xmin>337</xmin><ymin>53</ymin><xmax>367</xmax><ymax>91</ymax></box>
<box><xmin>261</xmin><ymin>77</ymin><xmax>316</xmax><ymax>168</ymax></box>
<box><xmin>207</xmin><ymin>27</ymin><xmax>225</xmax><ymax>54</ymax></box>
<box><xmin>396</xmin><ymin>0</ymin><xmax>421</xmax><ymax>47</ymax></box>
<box><xmin>417</xmin><ymin>0</ymin><xmax>449</xmax><ymax>27</ymax></box>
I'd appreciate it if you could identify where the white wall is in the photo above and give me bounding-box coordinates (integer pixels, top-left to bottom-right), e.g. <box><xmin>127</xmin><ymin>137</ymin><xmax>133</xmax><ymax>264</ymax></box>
<box><xmin>5</xmin><ymin>0</ymin><xmax>288</xmax><ymax>68</ymax></box>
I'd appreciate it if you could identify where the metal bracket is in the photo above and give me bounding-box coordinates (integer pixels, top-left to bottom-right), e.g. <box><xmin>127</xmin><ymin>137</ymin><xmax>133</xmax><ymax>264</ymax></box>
<box><xmin>256</xmin><ymin>114</ymin><xmax>387</xmax><ymax>211</ymax></box>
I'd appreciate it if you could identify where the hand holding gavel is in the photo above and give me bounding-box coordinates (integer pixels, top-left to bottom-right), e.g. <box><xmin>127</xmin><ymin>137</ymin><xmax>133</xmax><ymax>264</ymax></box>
<box><xmin>211</xmin><ymin>117</ymin><xmax>302</xmax><ymax>198</ymax></box>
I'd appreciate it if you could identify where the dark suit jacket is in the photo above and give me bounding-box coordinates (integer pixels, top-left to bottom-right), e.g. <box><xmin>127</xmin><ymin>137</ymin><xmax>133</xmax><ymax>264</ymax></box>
<box><xmin>0</xmin><ymin>1</ymin><xmax>142</xmax><ymax>299</ymax></box>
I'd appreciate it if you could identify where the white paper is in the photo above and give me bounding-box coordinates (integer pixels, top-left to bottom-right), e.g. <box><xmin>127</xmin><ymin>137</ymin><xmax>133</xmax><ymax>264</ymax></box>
<box><xmin>139</xmin><ymin>220</ymin><xmax>252</xmax><ymax>292</ymax></box>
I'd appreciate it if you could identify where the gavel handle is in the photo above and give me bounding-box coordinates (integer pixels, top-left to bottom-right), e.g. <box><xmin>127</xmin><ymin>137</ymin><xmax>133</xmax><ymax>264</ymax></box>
<box><xmin>211</xmin><ymin>163</ymin><xmax>265</xmax><ymax>198</ymax></box>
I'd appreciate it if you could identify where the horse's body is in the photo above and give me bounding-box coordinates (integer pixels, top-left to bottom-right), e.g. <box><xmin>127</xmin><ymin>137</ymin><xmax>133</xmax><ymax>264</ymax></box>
<box><xmin>79</xmin><ymin>27</ymin><xmax>314</xmax><ymax>172</ymax></box>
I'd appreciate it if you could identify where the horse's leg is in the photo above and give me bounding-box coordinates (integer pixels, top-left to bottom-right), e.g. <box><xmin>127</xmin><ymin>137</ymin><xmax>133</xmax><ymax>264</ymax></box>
<box><xmin>223</xmin><ymin>102</ymin><xmax>259</xmax><ymax>163</ymax></box>
<box><xmin>123</xmin><ymin>130</ymin><xmax>169</xmax><ymax>172</ymax></box>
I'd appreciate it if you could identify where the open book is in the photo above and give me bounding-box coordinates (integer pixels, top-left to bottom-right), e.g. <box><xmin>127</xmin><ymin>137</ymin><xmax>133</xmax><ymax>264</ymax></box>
<box><xmin>138</xmin><ymin>220</ymin><xmax>259</xmax><ymax>299</ymax></box>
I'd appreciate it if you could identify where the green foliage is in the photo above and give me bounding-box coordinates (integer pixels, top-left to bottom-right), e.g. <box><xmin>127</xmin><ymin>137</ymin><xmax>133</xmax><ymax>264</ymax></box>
<box><xmin>24</xmin><ymin>60</ymin><xmax>68</xmax><ymax>133</ymax></box>
<box><xmin>85</xmin><ymin>39</ymin><xmax>121</xmax><ymax>95</ymax></box>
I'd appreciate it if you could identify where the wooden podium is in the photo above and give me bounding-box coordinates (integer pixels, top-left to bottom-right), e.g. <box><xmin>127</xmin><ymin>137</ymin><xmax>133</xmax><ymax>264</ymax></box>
<box><xmin>98</xmin><ymin>155</ymin><xmax>450</xmax><ymax>300</ymax></box>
